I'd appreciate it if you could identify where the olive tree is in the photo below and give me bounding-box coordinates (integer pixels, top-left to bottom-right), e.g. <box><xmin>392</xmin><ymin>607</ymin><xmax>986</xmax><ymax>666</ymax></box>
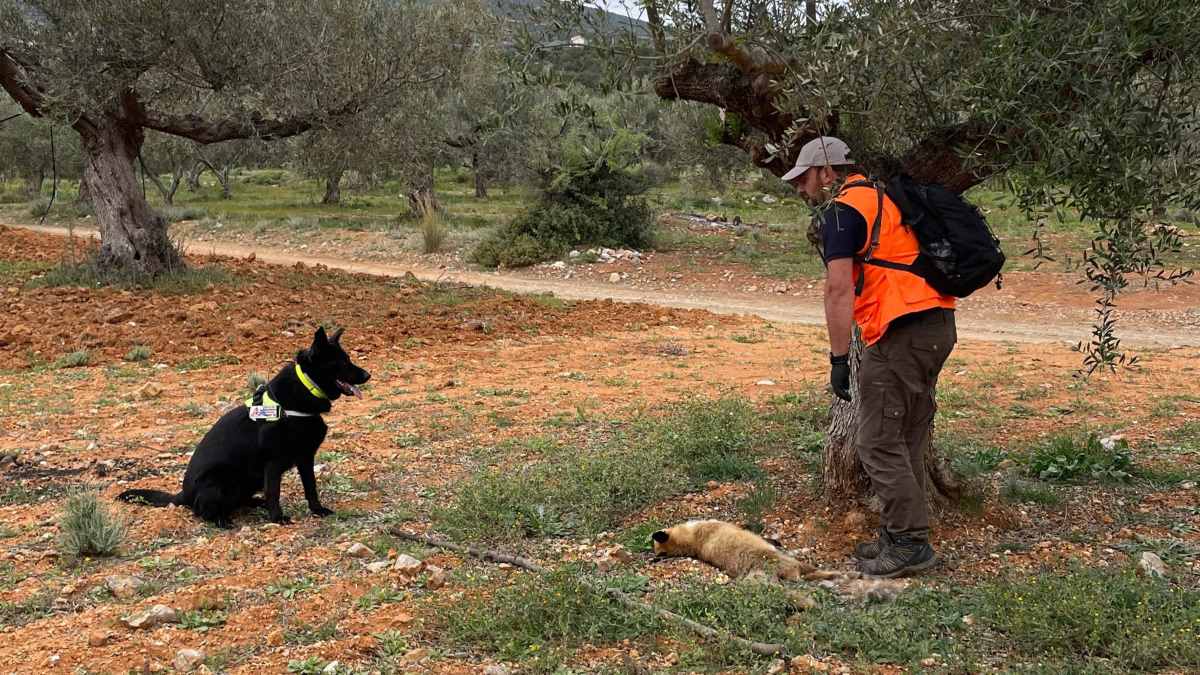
<box><xmin>536</xmin><ymin>0</ymin><xmax>1199</xmax><ymax>499</ymax></box>
<box><xmin>0</xmin><ymin>0</ymin><xmax>477</xmax><ymax>275</ymax></box>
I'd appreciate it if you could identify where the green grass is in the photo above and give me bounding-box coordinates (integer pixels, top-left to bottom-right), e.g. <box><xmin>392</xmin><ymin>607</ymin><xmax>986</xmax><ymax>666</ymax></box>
<box><xmin>28</xmin><ymin>260</ymin><xmax>235</xmax><ymax>295</ymax></box>
<box><xmin>979</xmin><ymin>567</ymin><xmax>1200</xmax><ymax>669</ymax></box>
<box><xmin>176</xmin><ymin>354</ymin><xmax>241</xmax><ymax>371</ymax></box>
<box><xmin>436</xmin><ymin>397</ymin><xmax>765</xmax><ymax>541</ymax></box>
<box><xmin>1028</xmin><ymin>431</ymin><xmax>1133</xmax><ymax>483</ymax></box>
<box><xmin>266</xmin><ymin>575</ymin><xmax>319</xmax><ymax>600</ymax></box>
<box><xmin>284</xmin><ymin>618</ymin><xmax>340</xmax><ymax>646</ymax></box>
<box><xmin>1000</xmin><ymin>477</ymin><xmax>1063</xmax><ymax>506</ymax></box>
<box><xmin>0</xmin><ymin>259</ymin><xmax>52</xmax><ymax>285</ymax></box>
<box><xmin>123</xmin><ymin>345</ymin><xmax>152</xmax><ymax>362</ymax></box>
<box><xmin>179</xmin><ymin>608</ymin><xmax>228</xmax><ymax>632</ymax></box>
<box><xmin>0</xmin><ymin>588</ymin><xmax>57</xmax><ymax>629</ymax></box>
<box><xmin>53</xmin><ymin>350</ymin><xmax>91</xmax><ymax>369</ymax></box>
<box><xmin>443</xmin><ymin>566</ymin><xmax>661</xmax><ymax>663</ymax></box>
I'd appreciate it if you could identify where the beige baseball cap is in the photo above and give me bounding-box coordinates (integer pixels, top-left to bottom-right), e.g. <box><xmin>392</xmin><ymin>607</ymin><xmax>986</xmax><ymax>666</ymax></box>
<box><xmin>781</xmin><ymin>136</ymin><xmax>854</xmax><ymax>181</ymax></box>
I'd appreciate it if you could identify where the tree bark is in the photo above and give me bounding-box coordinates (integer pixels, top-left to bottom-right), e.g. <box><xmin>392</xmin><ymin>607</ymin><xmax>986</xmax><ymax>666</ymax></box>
<box><xmin>407</xmin><ymin>167</ymin><xmax>440</xmax><ymax>217</ymax></box>
<box><xmin>472</xmin><ymin>151</ymin><xmax>487</xmax><ymax>199</ymax></box>
<box><xmin>24</xmin><ymin>169</ymin><xmax>44</xmax><ymax>198</ymax></box>
<box><xmin>76</xmin><ymin>116</ymin><xmax>181</xmax><ymax>276</ymax></box>
<box><xmin>321</xmin><ymin>169</ymin><xmax>343</xmax><ymax>205</ymax></box>
<box><xmin>185</xmin><ymin>161</ymin><xmax>204</xmax><ymax>192</ymax></box>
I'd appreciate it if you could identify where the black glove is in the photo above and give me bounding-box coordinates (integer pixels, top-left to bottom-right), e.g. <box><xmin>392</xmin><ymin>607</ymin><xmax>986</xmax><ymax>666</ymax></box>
<box><xmin>830</xmin><ymin>353</ymin><xmax>851</xmax><ymax>402</ymax></box>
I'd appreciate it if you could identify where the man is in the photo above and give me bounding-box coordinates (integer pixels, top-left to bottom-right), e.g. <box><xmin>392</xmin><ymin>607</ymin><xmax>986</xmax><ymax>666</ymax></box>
<box><xmin>783</xmin><ymin>136</ymin><xmax>957</xmax><ymax>578</ymax></box>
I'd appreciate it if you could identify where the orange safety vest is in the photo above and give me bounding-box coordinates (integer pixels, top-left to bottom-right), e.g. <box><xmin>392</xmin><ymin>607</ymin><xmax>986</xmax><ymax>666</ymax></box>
<box><xmin>834</xmin><ymin>174</ymin><xmax>955</xmax><ymax>346</ymax></box>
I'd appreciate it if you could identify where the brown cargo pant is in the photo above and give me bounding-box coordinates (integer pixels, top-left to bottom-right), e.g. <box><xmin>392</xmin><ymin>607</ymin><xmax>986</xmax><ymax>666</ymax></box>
<box><xmin>855</xmin><ymin>308</ymin><xmax>957</xmax><ymax>540</ymax></box>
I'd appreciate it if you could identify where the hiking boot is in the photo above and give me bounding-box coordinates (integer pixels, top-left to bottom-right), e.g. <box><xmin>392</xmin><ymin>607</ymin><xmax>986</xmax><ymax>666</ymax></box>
<box><xmin>853</xmin><ymin>528</ymin><xmax>892</xmax><ymax>560</ymax></box>
<box><xmin>857</xmin><ymin>535</ymin><xmax>938</xmax><ymax>578</ymax></box>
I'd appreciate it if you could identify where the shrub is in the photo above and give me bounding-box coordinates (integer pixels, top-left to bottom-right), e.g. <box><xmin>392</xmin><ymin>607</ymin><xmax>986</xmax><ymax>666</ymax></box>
<box><xmin>124</xmin><ymin>345</ymin><xmax>152</xmax><ymax>362</ymax></box>
<box><xmin>420</xmin><ymin>213</ymin><xmax>448</xmax><ymax>254</ymax></box>
<box><xmin>1028</xmin><ymin>431</ymin><xmax>1132</xmax><ymax>482</ymax></box>
<box><xmin>470</xmin><ymin>155</ymin><xmax>653</xmax><ymax>268</ymax></box>
<box><xmin>58</xmin><ymin>490</ymin><xmax>126</xmax><ymax>559</ymax></box>
<box><xmin>54</xmin><ymin>350</ymin><xmax>91</xmax><ymax>369</ymax></box>
<box><xmin>28</xmin><ymin>198</ymin><xmax>51</xmax><ymax>218</ymax></box>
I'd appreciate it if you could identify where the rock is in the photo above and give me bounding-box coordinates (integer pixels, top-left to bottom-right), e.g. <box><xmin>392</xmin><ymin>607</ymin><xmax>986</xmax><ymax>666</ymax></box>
<box><xmin>400</xmin><ymin>648</ymin><xmax>429</xmax><ymax>664</ymax></box>
<box><xmin>134</xmin><ymin>382</ymin><xmax>163</xmax><ymax>400</ymax></box>
<box><xmin>345</xmin><ymin>542</ymin><xmax>372</xmax><ymax>558</ymax></box>
<box><xmin>123</xmin><ymin>604</ymin><xmax>179</xmax><ymax>629</ymax></box>
<box><xmin>920</xmin><ymin>657</ymin><xmax>938</xmax><ymax>667</ymax></box>
<box><xmin>1138</xmin><ymin>551</ymin><xmax>1167</xmax><ymax>578</ymax></box>
<box><xmin>366</xmin><ymin>561</ymin><xmax>392</xmax><ymax>574</ymax></box>
<box><xmin>87</xmin><ymin>630</ymin><xmax>113</xmax><ymax>647</ymax></box>
<box><xmin>321</xmin><ymin>661</ymin><xmax>340</xmax><ymax>674</ymax></box>
<box><xmin>767</xmin><ymin>659</ymin><xmax>787</xmax><ymax>674</ymax></box>
<box><xmin>756</xmin><ymin>379</ymin><xmax>776</xmax><ymax>386</ymax></box>
<box><xmin>173</xmin><ymin>649</ymin><xmax>205</xmax><ymax>673</ymax></box>
<box><xmin>246</xmin><ymin>252</ymin><xmax>256</xmax><ymax>262</ymax></box>
<box><xmin>483</xmin><ymin>666</ymin><xmax>512</xmax><ymax>675</ymax></box>
<box><xmin>104</xmin><ymin>575</ymin><xmax>146</xmax><ymax>600</ymax></box>
<box><xmin>790</xmin><ymin>655</ymin><xmax>829</xmax><ymax>672</ymax></box>
<box><xmin>266</xmin><ymin>629</ymin><xmax>285</xmax><ymax>646</ymax></box>
<box><xmin>235</xmin><ymin>318</ymin><xmax>262</xmax><ymax>337</ymax></box>
<box><xmin>104</xmin><ymin>308</ymin><xmax>133</xmax><ymax>324</ymax></box>
<box><xmin>608</xmin><ymin>272</ymin><xmax>621</xmax><ymax>283</ymax></box>
<box><xmin>569</xmin><ymin>250</ymin><xmax>580</xmax><ymax>258</ymax></box>
<box><xmin>595</xmin><ymin>546</ymin><xmax>632</xmax><ymax>573</ymax></box>
<box><xmin>1180</xmin><ymin>481</ymin><xmax>1196</xmax><ymax>490</ymax></box>
<box><xmin>425</xmin><ymin>565</ymin><xmax>447</xmax><ymax>589</ymax></box>
<box><xmin>1099</xmin><ymin>434</ymin><xmax>1126</xmax><ymax>451</ymax></box>
<box><xmin>961</xmin><ymin>614</ymin><xmax>976</xmax><ymax>626</ymax></box>
<box><xmin>393</xmin><ymin>554</ymin><xmax>424</xmax><ymax>575</ymax></box>
<box><xmin>550</xmin><ymin>261</ymin><xmax>567</xmax><ymax>270</ymax></box>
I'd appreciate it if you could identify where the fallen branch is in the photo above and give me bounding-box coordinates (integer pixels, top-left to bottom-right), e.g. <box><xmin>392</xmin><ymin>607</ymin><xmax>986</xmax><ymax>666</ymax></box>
<box><xmin>389</xmin><ymin>528</ymin><xmax>789</xmax><ymax>657</ymax></box>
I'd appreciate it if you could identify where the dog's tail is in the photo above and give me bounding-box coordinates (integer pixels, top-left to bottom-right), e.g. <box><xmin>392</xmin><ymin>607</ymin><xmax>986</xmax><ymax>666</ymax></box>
<box><xmin>117</xmin><ymin>489</ymin><xmax>182</xmax><ymax>507</ymax></box>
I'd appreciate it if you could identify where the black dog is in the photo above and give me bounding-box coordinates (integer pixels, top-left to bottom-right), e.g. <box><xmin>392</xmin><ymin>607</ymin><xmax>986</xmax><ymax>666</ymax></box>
<box><xmin>119</xmin><ymin>327</ymin><xmax>370</xmax><ymax>528</ymax></box>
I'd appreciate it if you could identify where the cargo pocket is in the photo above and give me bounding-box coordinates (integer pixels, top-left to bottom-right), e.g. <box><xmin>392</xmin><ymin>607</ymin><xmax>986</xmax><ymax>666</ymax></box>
<box><xmin>858</xmin><ymin>385</ymin><xmax>907</xmax><ymax>450</ymax></box>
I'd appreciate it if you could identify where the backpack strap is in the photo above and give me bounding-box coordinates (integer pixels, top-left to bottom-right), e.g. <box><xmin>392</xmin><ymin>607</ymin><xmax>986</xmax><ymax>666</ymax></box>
<box><xmin>841</xmin><ymin>179</ymin><xmax>885</xmax><ymax>295</ymax></box>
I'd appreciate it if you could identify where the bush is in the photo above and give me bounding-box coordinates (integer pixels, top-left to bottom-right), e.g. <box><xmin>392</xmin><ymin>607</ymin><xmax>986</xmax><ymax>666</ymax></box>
<box><xmin>29</xmin><ymin>198</ymin><xmax>51</xmax><ymax>218</ymax></box>
<box><xmin>53</xmin><ymin>350</ymin><xmax>91</xmax><ymax>369</ymax></box>
<box><xmin>58</xmin><ymin>490</ymin><xmax>126</xmax><ymax>559</ymax></box>
<box><xmin>420</xmin><ymin>213</ymin><xmax>448</xmax><ymax>254</ymax></box>
<box><xmin>124</xmin><ymin>345</ymin><xmax>152</xmax><ymax>362</ymax></box>
<box><xmin>1028</xmin><ymin>431</ymin><xmax>1132</xmax><ymax>482</ymax></box>
<box><xmin>470</xmin><ymin>159</ymin><xmax>653</xmax><ymax>268</ymax></box>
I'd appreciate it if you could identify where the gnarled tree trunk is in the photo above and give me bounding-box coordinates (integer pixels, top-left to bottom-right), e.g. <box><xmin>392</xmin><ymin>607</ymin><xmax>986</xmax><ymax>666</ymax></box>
<box><xmin>472</xmin><ymin>151</ymin><xmax>487</xmax><ymax>199</ymax></box>
<box><xmin>185</xmin><ymin>161</ymin><xmax>204</xmax><ymax>192</ymax></box>
<box><xmin>321</xmin><ymin>169</ymin><xmax>343</xmax><ymax>205</ymax></box>
<box><xmin>24</xmin><ymin>169</ymin><xmax>44</xmax><ymax>198</ymax></box>
<box><xmin>76</xmin><ymin>116</ymin><xmax>181</xmax><ymax>276</ymax></box>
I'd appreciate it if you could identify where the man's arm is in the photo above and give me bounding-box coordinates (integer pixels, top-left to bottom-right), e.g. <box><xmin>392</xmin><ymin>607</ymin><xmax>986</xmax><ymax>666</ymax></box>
<box><xmin>824</xmin><ymin>258</ymin><xmax>855</xmax><ymax>356</ymax></box>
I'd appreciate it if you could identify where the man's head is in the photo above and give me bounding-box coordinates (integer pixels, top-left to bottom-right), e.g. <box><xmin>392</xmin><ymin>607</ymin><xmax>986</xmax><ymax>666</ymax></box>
<box><xmin>782</xmin><ymin>136</ymin><xmax>855</xmax><ymax>203</ymax></box>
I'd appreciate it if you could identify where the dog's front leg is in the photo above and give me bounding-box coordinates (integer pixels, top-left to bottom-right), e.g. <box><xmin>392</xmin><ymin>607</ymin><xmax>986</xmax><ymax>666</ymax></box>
<box><xmin>263</xmin><ymin>462</ymin><xmax>291</xmax><ymax>524</ymax></box>
<box><xmin>297</xmin><ymin>456</ymin><xmax>334</xmax><ymax>517</ymax></box>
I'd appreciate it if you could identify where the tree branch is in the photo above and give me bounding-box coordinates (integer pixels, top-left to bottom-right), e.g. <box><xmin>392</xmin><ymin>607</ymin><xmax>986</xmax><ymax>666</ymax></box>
<box><xmin>389</xmin><ymin>529</ymin><xmax>789</xmax><ymax>657</ymax></box>
<box><xmin>139</xmin><ymin>109</ymin><xmax>328</xmax><ymax>145</ymax></box>
<box><xmin>0</xmin><ymin>50</ymin><xmax>45</xmax><ymax>117</ymax></box>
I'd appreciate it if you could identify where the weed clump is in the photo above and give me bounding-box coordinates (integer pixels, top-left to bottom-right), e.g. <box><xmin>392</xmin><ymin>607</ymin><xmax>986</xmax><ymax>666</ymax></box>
<box><xmin>1028</xmin><ymin>431</ymin><xmax>1132</xmax><ymax>482</ymax></box>
<box><xmin>58</xmin><ymin>490</ymin><xmax>127</xmax><ymax>559</ymax></box>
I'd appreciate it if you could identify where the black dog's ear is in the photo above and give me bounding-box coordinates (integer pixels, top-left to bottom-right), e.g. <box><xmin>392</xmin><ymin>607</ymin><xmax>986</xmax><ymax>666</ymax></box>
<box><xmin>330</xmin><ymin>327</ymin><xmax>344</xmax><ymax>345</ymax></box>
<box><xmin>651</xmin><ymin>530</ymin><xmax>669</xmax><ymax>544</ymax></box>
<box><xmin>312</xmin><ymin>326</ymin><xmax>328</xmax><ymax>352</ymax></box>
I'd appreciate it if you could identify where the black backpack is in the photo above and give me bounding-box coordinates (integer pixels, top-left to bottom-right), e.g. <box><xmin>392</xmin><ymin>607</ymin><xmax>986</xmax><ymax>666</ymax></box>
<box><xmin>847</xmin><ymin>174</ymin><xmax>1005</xmax><ymax>298</ymax></box>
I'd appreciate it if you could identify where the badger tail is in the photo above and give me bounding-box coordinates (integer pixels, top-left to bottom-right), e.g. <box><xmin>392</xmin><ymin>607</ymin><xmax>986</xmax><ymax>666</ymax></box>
<box><xmin>117</xmin><ymin>489</ymin><xmax>181</xmax><ymax>507</ymax></box>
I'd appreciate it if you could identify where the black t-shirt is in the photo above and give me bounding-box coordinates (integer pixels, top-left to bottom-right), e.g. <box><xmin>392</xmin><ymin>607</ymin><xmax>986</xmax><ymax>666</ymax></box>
<box><xmin>819</xmin><ymin>201</ymin><xmax>867</xmax><ymax>264</ymax></box>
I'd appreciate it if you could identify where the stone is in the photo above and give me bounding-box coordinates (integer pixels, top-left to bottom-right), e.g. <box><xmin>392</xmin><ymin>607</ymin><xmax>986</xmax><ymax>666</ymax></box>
<box><xmin>104</xmin><ymin>575</ymin><xmax>146</xmax><ymax>600</ymax></box>
<box><xmin>393</xmin><ymin>554</ymin><xmax>424</xmax><ymax>575</ymax></box>
<box><xmin>1138</xmin><ymin>551</ymin><xmax>1167</xmax><ymax>578</ymax></box>
<box><xmin>173</xmin><ymin>649</ymin><xmax>205</xmax><ymax>673</ymax></box>
<box><xmin>366</xmin><ymin>561</ymin><xmax>392</xmax><ymax>574</ymax></box>
<box><xmin>550</xmin><ymin>261</ymin><xmax>566</xmax><ymax>270</ymax></box>
<box><xmin>266</xmin><ymin>629</ymin><xmax>285</xmax><ymax>646</ymax></box>
<box><xmin>87</xmin><ymin>630</ymin><xmax>113</xmax><ymax>647</ymax></box>
<box><xmin>104</xmin><ymin>308</ymin><xmax>133</xmax><ymax>324</ymax></box>
<box><xmin>400</xmin><ymin>648</ymin><xmax>429</xmax><ymax>664</ymax></box>
<box><xmin>790</xmin><ymin>655</ymin><xmax>829</xmax><ymax>672</ymax></box>
<box><xmin>483</xmin><ymin>666</ymin><xmax>512</xmax><ymax>675</ymax></box>
<box><xmin>595</xmin><ymin>546</ymin><xmax>633</xmax><ymax>573</ymax></box>
<box><xmin>767</xmin><ymin>659</ymin><xmax>787</xmax><ymax>675</ymax></box>
<box><xmin>135</xmin><ymin>382</ymin><xmax>163</xmax><ymax>400</ymax></box>
<box><xmin>345</xmin><ymin>542</ymin><xmax>372</xmax><ymax>558</ymax></box>
<box><xmin>569</xmin><ymin>250</ymin><xmax>580</xmax><ymax>258</ymax></box>
<box><xmin>608</xmin><ymin>272</ymin><xmax>621</xmax><ymax>283</ymax></box>
<box><xmin>123</xmin><ymin>604</ymin><xmax>179</xmax><ymax>629</ymax></box>
<box><xmin>425</xmin><ymin>565</ymin><xmax>447</xmax><ymax>590</ymax></box>
<box><xmin>321</xmin><ymin>661</ymin><xmax>341</xmax><ymax>674</ymax></box>
<box><xmin>235</xmin><ymin>319</ymin><xmax>262</xmax><ymax>337</ymax></box>
<box><xmin>756</xmin><ymin>379</ymin><xmax>776</xmax><ymax>386</ymax></box>
<box><xmin>761</xmin><ymin>194</ymin><xmax>779</xmax><ymax>204</ymax></box>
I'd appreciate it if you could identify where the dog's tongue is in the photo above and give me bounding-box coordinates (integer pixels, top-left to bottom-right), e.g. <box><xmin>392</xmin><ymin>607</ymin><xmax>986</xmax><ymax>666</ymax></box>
<box><xmin>337</xmin><ymin>381</ymin><xmax>362</xmax><ymax>398</ymax></box>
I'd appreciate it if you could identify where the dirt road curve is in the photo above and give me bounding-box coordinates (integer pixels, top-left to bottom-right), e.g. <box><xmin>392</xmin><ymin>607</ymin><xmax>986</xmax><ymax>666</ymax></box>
<box><xmin>13</xmin><ymin>223</ymin><xmax>1199</xmax><ymax>348</ymax></box>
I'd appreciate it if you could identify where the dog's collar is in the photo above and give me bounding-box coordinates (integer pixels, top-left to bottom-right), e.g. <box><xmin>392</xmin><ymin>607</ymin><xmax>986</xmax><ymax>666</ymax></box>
<box><xmin>246</xmin><ymin>386</ymin><xmax>318</xmax><ymax>421</ymax></box>
<box><xmin>294</xmin><ymin>363</ymin><xmax>328</xmax><ymax>400</ymax></box>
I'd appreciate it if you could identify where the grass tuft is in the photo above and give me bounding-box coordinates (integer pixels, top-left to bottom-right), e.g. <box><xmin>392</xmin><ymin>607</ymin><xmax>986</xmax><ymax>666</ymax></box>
<box><xmin>58</xmin><ymin>490</ymin><xmax>127</xmax><ymax>559</ymax></box>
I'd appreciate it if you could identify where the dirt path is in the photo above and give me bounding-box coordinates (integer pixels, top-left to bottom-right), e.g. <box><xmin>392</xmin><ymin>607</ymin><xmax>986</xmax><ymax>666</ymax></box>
<box><xmin>12</xmin><ymin>223</ymin><xmax>1200</xmax><ymax>348</ymax></box>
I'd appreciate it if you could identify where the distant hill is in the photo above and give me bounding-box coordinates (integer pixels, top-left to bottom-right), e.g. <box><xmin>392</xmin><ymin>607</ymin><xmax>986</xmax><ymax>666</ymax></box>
<box><xmin>489</xmin><ymin>0</ymin><xmax>650</xmax><ymax>39</ymax></box>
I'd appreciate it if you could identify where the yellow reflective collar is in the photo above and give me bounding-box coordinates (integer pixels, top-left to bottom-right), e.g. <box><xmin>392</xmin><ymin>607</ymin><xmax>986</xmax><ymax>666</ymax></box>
<box><xmin>295</xmin><ymin>363</ymin><xmax>328</xmax><ymax>400</ymax></box>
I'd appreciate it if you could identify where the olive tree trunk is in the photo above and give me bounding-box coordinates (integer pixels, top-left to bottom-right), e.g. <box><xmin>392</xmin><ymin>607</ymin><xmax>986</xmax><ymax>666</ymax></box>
<box><xmin>321</xmin><ymin>169</ymin><xmax>343</xmax><ymax>205</ymax></box>
<box><xmin>76</xmin><ymin>116</ymin><xmax>181</xmax><ymax>275</ymax></box>
<box><xmin>472</xmin><ymin>151</ymin><xmax>487</xmax><ymax>199</ymax></box>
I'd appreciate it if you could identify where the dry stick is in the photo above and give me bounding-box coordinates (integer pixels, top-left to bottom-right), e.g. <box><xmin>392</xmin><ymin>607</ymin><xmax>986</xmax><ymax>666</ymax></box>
<box><xmin>389</xmin><ymin>529</ymin><xmax>789</xmax><ymax>657</ymax></box>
